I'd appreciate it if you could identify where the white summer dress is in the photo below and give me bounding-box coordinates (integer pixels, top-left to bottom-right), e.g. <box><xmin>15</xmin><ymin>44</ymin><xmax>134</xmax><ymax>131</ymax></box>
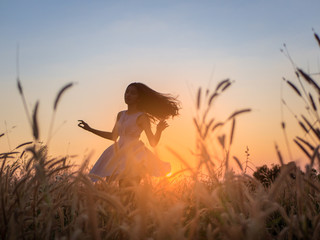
<box><xmin>89</xmin><ymin>111</ymin><xmax>171</xmax><ymax>182</ymax></box>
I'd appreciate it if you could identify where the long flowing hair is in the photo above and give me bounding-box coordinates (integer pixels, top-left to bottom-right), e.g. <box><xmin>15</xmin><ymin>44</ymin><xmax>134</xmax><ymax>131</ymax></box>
<box><xmin>127</xmin><ymin>82</ymin><xmax>180</xmax><ymax>121</ymax></box>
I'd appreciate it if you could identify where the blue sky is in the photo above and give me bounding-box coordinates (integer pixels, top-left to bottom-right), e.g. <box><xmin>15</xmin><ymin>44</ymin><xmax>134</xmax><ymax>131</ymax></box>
<box><xmin>1</xmin><ymin>0</ymin><xmax>320</xmax><ymax>170</ymax></box>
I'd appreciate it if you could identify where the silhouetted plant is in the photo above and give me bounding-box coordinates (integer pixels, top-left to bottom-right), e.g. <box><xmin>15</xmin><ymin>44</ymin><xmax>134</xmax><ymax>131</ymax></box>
<box><xmin>280</xmin><ymin>30</ymin><xmax>320</xmax><ymax>172</ymax></box>
<box><xmin>253</xmin><ymin>164</ymin><xmax>281</xmax><ymax>187</ymax></box>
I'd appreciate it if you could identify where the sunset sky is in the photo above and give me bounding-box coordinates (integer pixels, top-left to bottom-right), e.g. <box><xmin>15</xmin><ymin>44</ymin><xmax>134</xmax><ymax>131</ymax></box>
<box><xmin>1</xmin><ymin>0</ymin><xmax>320</xmax><ymax>173</ymax></box>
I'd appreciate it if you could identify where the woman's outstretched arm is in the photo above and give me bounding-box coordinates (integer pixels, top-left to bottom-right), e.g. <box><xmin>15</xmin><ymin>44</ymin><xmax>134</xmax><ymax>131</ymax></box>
<box><xmin>138</xmin><ymin>114</ymin><xmax>168</xmax><ymax>147</ymax></box>
<box><xmin>78</xmin><ymin>112</ymin><xmax>122</xmax><ymax>141</ymax></box>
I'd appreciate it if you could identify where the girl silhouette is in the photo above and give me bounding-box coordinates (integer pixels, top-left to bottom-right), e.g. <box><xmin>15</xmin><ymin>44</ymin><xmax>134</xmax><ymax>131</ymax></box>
<box><xmin>78</xmin><ymin>82</ymin><xmax>180</xmax><ymax>186</ymax></box>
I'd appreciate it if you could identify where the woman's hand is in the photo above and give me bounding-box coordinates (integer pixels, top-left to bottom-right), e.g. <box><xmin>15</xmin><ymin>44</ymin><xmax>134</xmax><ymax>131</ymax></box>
<box><xmin>78</xmin><ymin>120</ymin><xmax>91</xmax><ymax>131</ymax></box>
<box><xmin>156</xmin><ymin>120</ymin><xmax>168</xmax><ymax>132</ymax></box>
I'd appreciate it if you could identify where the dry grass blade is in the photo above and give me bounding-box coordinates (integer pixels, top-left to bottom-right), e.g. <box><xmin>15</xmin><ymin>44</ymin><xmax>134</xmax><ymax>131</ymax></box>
<box><xmin>95</xmin><ymin>192</ymin><xmax>126</xmax><ymax>215</ymax></box>
<box><xmin>48</xmin><ymin>158</ymin><xmax>66</xmax><ymax>169</ymax></box>
<box><xmin>15</xmin><ymin>141</ymin><xmax>33</xmax><ymax>149</ymax></box>
<box><xmin>17</xmin><ymin>77</ymin><xmax>32</xmax><ymax>126</ymax></box>
<box><xmin>221</xmin><ymin>81</ymin><xmax>232</xmax><ymax>92</ymax></box>
<box><xmin>0</xmin><ymin>156</ymin><xmax>7</xmax><ymax>176</ymax></box>
<box><xmin>9</xmin><ymin>165</ymin><xmax>19</xmax><ymax>177</ymax></box>
<box><xmin>232</xmin><ymin>156</ymin><xmax>243</xmax><ymax>171</ymax></box>
<box><xmin>309</xmin><ymin>145</ymin><xmax>320</xmax><ymax>168</ymax></box>
<box><xmin>229</xmin><ymin>118</ymin><xmax>236</xmax><ymax>146</ymax></box>
<box><xmin>298</xmin><ymin>68</ymin><xmax>320</xmax><ymax>93</ymax></box>
<box><xmin>86</xmin><ymin>191</ymin><xmax>101</xmax><ymax>240</ymax></box>
<box><xmin>215</xmin><ymin>79</ymin><xmax>230</xmax><ymax>92</ymax></box>
<box><xmin>301</xmin><ymin>115</ymin><xmax>320</xmax><ymax>140</ymax></box>
<box><xmin>208</xmin><ymin>92</ymin><xmax>218</xmax><ymax>106</ymax></box>
<box><xmin>25</xmin><ymin>157</ymin><xmax>33</xmax><ymax>170</ymax></box>
<box><xmin>47</xmin><ymin>82</ymin><xmax>73</xmax><ymax>145</ymax></box>
<box><xmin>0</xmin><ymin>152</ymin><xmax>19</xmax><ymax>157</ymax></box>
<box><xmin>314</xmin><ymin>32</ymin><xmax>320</xmax><ymax>47</ymax></box>
<box><xmin>294</xmin><ymin>139</ymin><xmax>311</xmax><ymax>159</ymax></box>
<box><xmin>296</xmin><ymin>136</ymin><xmax>315</xmax><ymax>151</ymax></box>
<box><xmin>227</xmin><ymin>108</ymin><xmax>251</xmax><ymax>120</ymax></box>
<box><xmin>13</xmin><ymin>175</ymin><xmax>30</xmax><ymax>194</ymax></box>
<box><xmin>217</xmin><ymin>134</ymin><xmax>225</xmax><ymax>149</ymax></box>
<box><xmin>17</xmin><ymin>77</ymin><xmax>23</xmax><ymax>95</ymax></box>
<box><xmin>203</xmin><ymin>119</ymin><xmax>214</xmax><ymax>139</ymax></box>
<box><xmin>286</xmin><ymin>80</ymin><xmax>302</xmax><ymax>97</ymax></box>
<box><xmin>32</xmin><ymin>101</ymin><xmax>39</xmax><ymax>140</ymax></box>
<box><xmin>304</xmin><ymin>177</ymin><xmax>320</xmax><ymax>193</ymax></box>
<box><xmin>275</xmin><ymin>143</ymin><xmax>284</xmax><ymax>166</ymax></box>
<box><xmin>193</xmin><ymin>118</ymin><xmax>201</xmax><ymax>136</ymax></box>
<box><xmin>54</xmin><ymin>82</ymin><xmax>73</xmax><ymax>111</ymax></box>
<box><xmin>298</xmin><ymin>121</ymin><xmax>309</xmax><ymax>133</ymax></box>
<box><xmin>201</xmin><ymin>108</ymin><xmax>210</xmax><ymax>125</ymax></box>
<box><xmin>309</xmin><ymin>93</ymin><xmax>317</xmax><ymax>111</ymax></box>
<box><xmin>211</xmin><ymin>122</ymin><xmax>223</xmax><ymax>132</ymax></box>
<box><xmin>25</xmin><ymin>145</ymin><xmax>37</xmax><ymax>158</ymax></box>
<box><xmin>0</xmin><ymin>155</ymin><xmax>14</xmax><ymax>159</ymax></box>
<box><xmin>0</xmin><ymin>133</ymin><xmax>4</xmax><ymax>138</ymax></box>
<box><xmin>196</xmin><ymin>87</ymin><xmax>201</xmax><ymax>110</ymax></box>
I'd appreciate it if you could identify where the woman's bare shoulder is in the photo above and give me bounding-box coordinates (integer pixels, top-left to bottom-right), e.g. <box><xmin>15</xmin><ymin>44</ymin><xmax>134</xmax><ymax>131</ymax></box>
<box><xmin>116</xmin><ymin>110</ymin><xmax>126</xmax><ymax>121</ymax></box>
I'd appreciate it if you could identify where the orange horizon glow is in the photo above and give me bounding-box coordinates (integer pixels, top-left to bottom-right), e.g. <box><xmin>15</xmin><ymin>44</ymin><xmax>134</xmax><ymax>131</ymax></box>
<box><xmin>1</xmin><ymin>0</ymin><xmax>319</xmax><ymax>178</ymax></box>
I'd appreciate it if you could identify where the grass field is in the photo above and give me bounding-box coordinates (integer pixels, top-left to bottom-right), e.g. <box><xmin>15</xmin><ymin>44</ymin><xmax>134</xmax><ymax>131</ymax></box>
<box><xmin>1</xmin><ymin>34</ymin><xmax>320</xmax><ymax>240</ymax></box>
